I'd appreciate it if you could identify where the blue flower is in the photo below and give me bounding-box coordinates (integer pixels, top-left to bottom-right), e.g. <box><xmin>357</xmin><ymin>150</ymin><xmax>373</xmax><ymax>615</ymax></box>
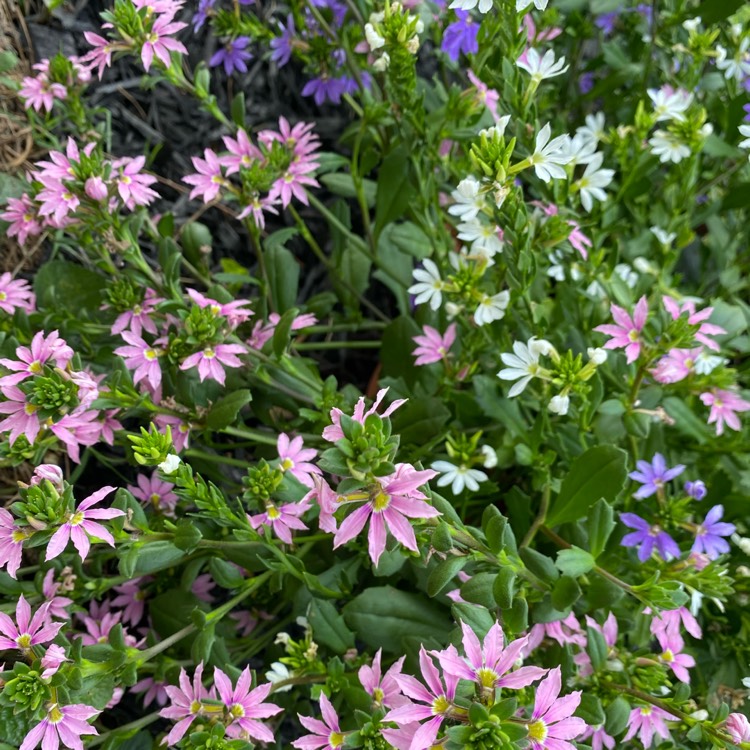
<box><xmin>629</xmin><ymin>453</ymin><xmax>685</xmax><ymax>499</ymax></box>
<box><xmin>692</xmin><ymin>505</ymin><xmax>735</xmax><ymax>560</ymax></box>
<box><xmin>621</xmin><ymin>513</ymin><xmax>680</xmax><ymax>562</ymax></box>
<box><xmin>209</xmin><ymin>37</ymin><xmax>253</xmax><ymax>76</ymax></box>
<box><xmin>441</xmin><ymin>11</ymin><xmax>479</xmax><ymax>63</ymax></box>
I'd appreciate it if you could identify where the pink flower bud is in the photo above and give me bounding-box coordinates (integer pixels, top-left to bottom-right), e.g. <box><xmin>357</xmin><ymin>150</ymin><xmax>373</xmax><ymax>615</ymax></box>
<box><xmin>30</xmin><ymin>464</ymin><xmax>64</xmax><ymax>490</ymax></box>
<box><xmin>726</xmin><ymin>713</ymin><xmax>750</xmax><ymax>743</ymax></box>
<box><xmin>85</xmin><ymin>176</ymin><xmax>108</xmax><ymax>201</ymax></box>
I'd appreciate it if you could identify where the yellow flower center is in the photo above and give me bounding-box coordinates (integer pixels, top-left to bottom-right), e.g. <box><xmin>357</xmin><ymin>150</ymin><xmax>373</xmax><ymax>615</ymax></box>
<box><xmin>48</xmin><ymin>705</ymin><xmax>64</xmax><ymax>723</ymax></box>
<box><xmin>372</xmin><ymin>687</ymin><xmax>384</xmax><ymax>704</ymax></box>
<box><xmin>203</xmin><ymin>348</ymin><xmax>216</xmax><ymax>359</ymax></box>
<box><xmin>372</xmin><ymin>491</ymin><xmax>390</xmax><ymax>512</ymax></box>
<box><xmin>476</xmin><ymin>667</ymin><xmax>499</xmax><ymax>688</ymax></box>
<box><xmin>628</xmin><ymin>329</ymin><xmax>639</xmax><ymax>342</ymax></box>
<box><xmin>661</xmin><ymin>649</ymin><xmax>674</xmax><ymax>663</ymax></box>
<box><xmin>70</xmin><ymin>511</ymin><xmax>85</xmax><ymax>527</ymax></box>
<box><xmin>12</xmin><ymin>529</ymin><xmax>28</xmax><ymax>544</ymax></box>
<box><xmin>229</xmin><ymin>703</ymin><xmax>245</xmax><ymax>718</ymax></box>
<box><xmin>29</xmin><ymin>361</ymin><xmax>43</xmax><ymax>374</ymax></box>
<box><xmin>121</xmin><ymin>175</ymin><xmax>132</xmax><ymax>185</ymax></box>
<box><xmin>432</xmin><ymin>695</ymin><xmax>450</xmax><ymax>715</ymax></box>
<box><xmin>527</xmin><ymin>720</ymin><xmax>548</xmax><ymax>742</ymax></box>
<box><xmin>329</xmin><ymin>732</ymin><xmax>345</xmax><ymax>748</ymax></box>
<box><xmin>281</xmin><ymin>458</ymin><xmax>294</xmax><ymax>471</ymax></box>
<box><xmin>267</xmin><ymin>504</ymin><xmax>281</xmax><ymax>520</ymax></box>
<box><xmin>16</xmin><ymin>633</ymin><xmax>32</xmax><ymax>649</ymax></box>
<box><xmin>0</xmin><ymin>292</ymin><xmax>5</xmax><ymax>301</ymax></box>
<box><xmin>190</xmin><ymin>700</ymin><xmax>202</xmax><ymax>715</ymax></box>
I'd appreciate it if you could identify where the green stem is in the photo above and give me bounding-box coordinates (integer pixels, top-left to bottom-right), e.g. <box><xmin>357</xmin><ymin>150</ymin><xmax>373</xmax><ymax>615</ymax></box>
<box><xmin>521</xmin><ymin>483</ymin><xmax>550</xmax><ymax>548</ymax></box>
<box><xmin>88</xmin><ymin>712</ymin><xmax>162</xmax><ymax>747</ymax></box>
<box><xmin>293</xmin><ymin>340</ymin><xmax>381</xmax><ymax>350</ymax></box>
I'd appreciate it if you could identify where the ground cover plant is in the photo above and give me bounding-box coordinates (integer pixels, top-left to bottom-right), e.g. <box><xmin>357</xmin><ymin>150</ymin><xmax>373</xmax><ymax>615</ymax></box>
<box><xmin>1</xmin><ymin>0</ymin><xmax>750</xmax><ymax>748</ymax></box>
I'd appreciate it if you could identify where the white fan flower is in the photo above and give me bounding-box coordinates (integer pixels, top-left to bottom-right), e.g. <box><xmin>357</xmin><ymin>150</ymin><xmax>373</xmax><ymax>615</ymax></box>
<box><xmin>576</xmin><ymin>112</ymin><xmax>606</xmax><ymax>144</ymax></box>
<box><xmin>431</xmin><ymin>460</ymin><xmax>488</xmax><ymax>494</ymax></box>
<box><xmin>649</xmin><ymin>130</ymin><xmax>691</xmax><ymax>164</ymax></box>
<box><xmin>574</xmin><ymin>152</ymin><xmax>614</xmax><ymax>212</ymax></box>
<box><xmin>516</xmin><ymin>48</ymin><xmax>569</xmax><ymax>84</ymax></box>
<box><xmin>448</xmin><ymin>176</ymin><xmax>485</xmax><ymax>221</ymax></box>
<box><xmin>497</xmin><ymin>336</ymin><xmax>552</xmax><ymax>397</ymax></box>
<box><xmin>647</xmin><ymin>85</ymin><xmax>693</xmax><ymax>122</ymax></box>
<box><xmin>474</xmin><ymin>290</ymin><xmax>510</xmax><ymax>326</ymax></box>
<box><xmin>408</xmin><ymin>258</ymin><xmax>445</xmax><ymax>310</ymax></box>
<box><xmin>530</xmin><ymin>123</ymin><xmax>572</xmax><ymax>182</ymax></box>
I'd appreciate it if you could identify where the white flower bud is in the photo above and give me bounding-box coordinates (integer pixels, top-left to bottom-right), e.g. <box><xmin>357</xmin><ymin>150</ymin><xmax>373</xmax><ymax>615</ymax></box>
<box><xmin>364</xmin><ymin>23</ymin><xmax>386</xmax><ymax>50</ymax></box>
<box><xmin>529</xmin><ymin>338</ymin><xmax>554</xmax><ymax>357</ymax></box>
<box><xmin>373</xmin><ymin>52</ymin><xmax>390</xmax><ymax>71</ymax></box>
<box><xmin>415</xmin><ymin>19</ymin><xmax>424</xmax><ymax>33</ymax></box>
<box><xmin>587</xmin><ymin>347</ymin><xmax>607</xmax><ymax>365</ymax></box>
<box><xmin>548</xmin><ymin>394</ymin><xmax>570</xmax><ymax>415</ymax></box>
<box><xmin>480</xmin><ymin>445</ymin><xmax>498</xmax><ymax>469</ymax></box>
<box><xmin>682</xmin><ymin>17</ymin><xmax>700</xmax><ymax>31</ymax></box>
<box><xmin>158</xmin><ymin>454</ymin><xmax>182</xmax><ymax>474</ymax></box>
<box><xmin>406</xmin><ymin>36</ymin><xmax>420</xmax><ymax>54</ymax></box>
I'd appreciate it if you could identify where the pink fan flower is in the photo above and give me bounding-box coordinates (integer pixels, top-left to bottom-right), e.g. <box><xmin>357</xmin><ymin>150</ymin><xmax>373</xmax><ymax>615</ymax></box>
<box><xmin>467</xmin><ymin>70</ymin><xmax>500</xmax><ymax>122</ymax></box>
<box><xmin>214</xmin><ymin>667</ymin><xmax>282</xmax><ymax>742</ymax></box>
<box><xmin>308</xmin><ymin>475</ymin><xmax>339</xmax><ymax>533</ymax></box>
<box><xmin>700</xmin><ymin>389</ymin><xmax>750</xmax><ymax>436</ymax></box>
<box><xmin>412</xmin><ymin>324</ymin><xmax>456</xmax><ymax>366</ymax></box>
<box><xmin>323</xmin><ymin>387</ymin><xmax>407</xmax><ymax>442</ymax></box>
<box><xmin>726</xmin><ymin>713</ymin><xmax>750</xmax><ymax>744</ymax></box>
<box><xmin>0</xmin><ymin>329</ymin><xmax>74</xmax><ymax>386</ymax></box>
<box><xmin>109</xmin><ymin>288</ymin><xmax>161</xmax><ymax>336</ymax></box>
<box><xmin>359</xmin><ymin>650</ymin><xmax>407</xmax><ymax>709</ymax></box>
<box><xmin>83</xmin><ymin>31</ymin><xmax>115</xmax><ymax>78</ymax></box>
<box><xmin>179</xmin><ymin>343</ymin><xmax>246</xmax><ymax>385</ymax></box>
<box><xmin>581</xmin><ymin>726</ymin><xmax>615</xmax><ymax>750</ymax></box>
<box><xmin>186</xmin><ymin>289</ymin><xmax>253</xmax><ymax>328</ymax></box>
<box><xmin>248</xmin><ymin>497</ymin><xmax>311</xmax><ymax>544</ymax></box>
<box><xmin>651</xmin><ymin>347</ymin><xmax>701</xmax><ymax>384</ymax></box>
<box><xmin>277</xmin><ymin>433</ymin><xmax>321</xmax><ymax>487</ymax></box>
<box><xmin>333</xmin><ymin>463</ymin><xmax>440</xmax><ymax>565</ymax></box>
<box><xmin>114</xmin><ymin>331</ymin><xmax>163</xmax><ymax>389</ymax></box>
<box><xmin>0</xmin><ymin>272</ymin><xmax>36</xmax><ymax>315</ymax></box>
<box><xmin>19</xmin><ymin>703</ymin><xmax>99</xmax><ymax>750</ymax></box>
<box><xmin>40</xmin><ymin>644</ymin><xmax>70</xmax><ymax>679</ymax></box>
<box><xmin>78</xmin><ymin>611</ymin><xmax>128</xmax><ymax>646</ymax></box>
<box><xmin>237</xmin><ymin>194</ymin><xmax>280</xmax><ymax>229</ymax></box>
<box><xmin>111</xmin><ymin>577</ymin><xmax>151</xmax><ymax>625</ymax></box>
<box><xmin>131</xmin><ymin>677</ymin><xmax>169</xmax><ymax>708</ymax></box>
<box><xmin>258</xmin><ymin>118</ymin><xmax>321</xmax><ymax>166</ymax></box>
<box><xmin>441</xmin><ymin>621</ymin><xmax>546</xmax><ymax>693</ymax></box>
<box><xmin>292</xmin><ymin>693</ymin><xmax>346</xmax><ymax>749</ymax></box>
<box><xmin>183</xmin><ymin>148</ymin><xmax>226</xmax><ymax>202</ymax></box>
<box><xmin>0</xmin><ymin>384</ymin><xmax>42</xmax><ymax>444</ymax></box>
<box><xmin>155</xmin><ymin>413</ymin><xmax>191</xmax><ymax>452</ymax></box>
<box><xmin>160</xmin><ymin>663</ymin><xmax>213</xmax><ymax>746</ymax></box>
<box><xmin>247</xmin><ymin>311</ymin><xmax>317</xmax><ymax>350</ymax></box>
<box><xmin>384</xmin><ymin>647</ymin><xmax>459</xmax><ymax>750</ymax></box>
<box><xmin>192</xmin><ymin>573</ymin><xmax>217</xmax><ymax>603</ymax></box>
<box><xmin>594</xmin><ymin>295</ymin><xmax>649</xmax><ymax>363</ymax></box>
<box><xmin>648</xmin><ymin>606</ymin><xmax>702</xmax><ymax>640</ymax></box>
<box><xmin>526</xmin><ymin>667</ymin><xmax>587</xmax><ymax>750</ymax></box>
<box><xmin>663</xmin><ymin>296</ymin><xmax>726</xmax><ymax>351</ymax></box>
<box><xmin>566</xmin><ymin>221</ymin><xmax>591</xmax><ymax>259</ymax></box>
<box><xmin>2</xmin><ymin>195</ymin><xmax>43</xmax><ymax>245</ymax></box>
<box><xmin>267</xmin><ymin>167</ymin><xmax>319</xmax><ymax>209</ymax></box>
<box><xmin>220</xmin><ymin>128</ymin><xmax>264</xmax><ymax>174</ymax></box>
<box><xmin>111</xmin><ymin>156</ymin><xmax>159</xmax><ymax>209</ymax></box>
<box><xmin>19</xmin><ymin>75</ymin><xmax>67</xmax><ymax>112</ymax></box>
<box><xmin>45</xmin><ymin>486</ymin><xmax>124</xmax><ymax>562</ymax></box>
<box><xmin>42</xmin><ymin>569</ymin><xmax>73</xmax><ymax>622</ymax></box>
<box><xmin>622</xmin><ymin>706</ymin><xmax>676</xmax><ymax>748</ymax></box>
<box><xmin>128</xmin><ymin>473</ymin><xmax>178</xmax><ymax>515</ymax></box>
<box><xmin>140</xmin><ymin>15</ymin><xmax>188</xmax><ymax>71</ymax></box>
<box><xmin>0</xmin><ymin>595</ymin><xmax>63</xmax><ymax>651</ymax></box>
<box><xmin>655</xmin><ymin>629</ymin><xmax>695</xmax><ymax>683</ymax></box>
<box><xmin>0</xmin><ymin>509</ymin><xmax>26</xmax><ymax>579</ymax></box>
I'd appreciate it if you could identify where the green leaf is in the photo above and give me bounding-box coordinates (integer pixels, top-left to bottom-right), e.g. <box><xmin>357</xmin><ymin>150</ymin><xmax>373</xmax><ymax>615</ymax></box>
<box><xmin>492</xmin><ymin>567</ymin><xmax>516</xmax><ymax>609</ymax></box>
<box><xmin>265</xmin><ymin>243</ymin><xmax>299</xmax><ymax>312</ymax></box>
<box><xmin>385</xmin><ymin>222</ymin><xmax>431</xmax><ymax>259</ymax></box>
<box><xmin>191</xmin><ymin>624</ymin><xmax>215</xmax><ymax>663</ymax></box>
<box><xmin>272</xmin><ymin>308</ymin><xmax>298</xmax><ymax>357</ymax></box>
<box><xmin>230</xmin><ymin>91</ymin><xmax>245</xmax><ymax>127</ymax></box>
<box><xmin>551</xmin><ymin>575</ymin><xmax>581</xmax><ymax>610</ymax></box>
<box><xmin>33</xmin><ymin>261</ymin><xmax>106</xmax><ymax>313</ymax></box>
<box><xmin>576</xmin><ymin>694</ymin><xmax>605</xmax><ymax>726</ymax></box>
<box><xmin>427</xmin><ymin>556</ymin><xmax>468</xmax><ymax>597</ymax></box>
<box><xmin>519</xmin><ymin>547</ymin><xmax>559</xmax><ymax>584</ymax></box>
<box><xmin>503</xmin><ymin>597</ymin><xmax>528</xmax><ymax>634</ymax></box>
<box><xmin>482</xmin><ymin>506</ymin><xmax>508</xmax><ymax>555</ymax></box>
<box><xmin>309</xmin><ymin>599</ymin><xmax>356</xmax><ymax>654</ymax></box>
<box><xmin>343</xmin><ymin>586</ymin><xmax>452</xmax><ymax>653</ymax></box>
<box><xmin>461</xmin><ymin>572</ymin><xmax>497</xmax><ymax>610</ymax></box>
<box><xmin>130</xmin><ymin>541</ymin><xmax>185</xmax><ymax>576</ymax></box>
<box><xmin>209</xmin><ymin>558</ymin><xmax>245</xmax><ymax>589</ymax></box>
<box><xmin>587</xmin><ymin>499</ymin><xmax>615</xmax><ymax>559</ymax></box>
<box><xmin>662</xmin><ymin>397</ymin><xmax>711</xmax><ymax>445</ymax></box>
<box><xmin>555</xmin><ymin>547</ymin><xmax>596</xmax><ymax>577</ymax></box>
<box><xmin>605</xmin><ymin>696</ymin><xmax>631</xmax><ymax>736</ymax></box>
<box><xmin>451</xmin><ymin>602</ymin><xmax>494</xmax><ymax>638</ymax></box>
<box><xmin>205</xmin><ymin>390</ymin><xmax>252</xmax><ymax>430</ymax></box>
<box><xmin>320</xmin><ymin>173</ymin><xmax>376</xmax><ymax>205</ymax></box>
<box><xmin>150</xmin><ymin>589</ymin><xmax>202</xmax><ymax>638</ymax></box>
<box><xmin>375</xmin><ymin>146</ymin><xmax>412</xmax><ymax>235</ymax></box>
<box><xmin>546</xmin><ymin>445</ymin><xmax>628</xmax><ymax>527</ymax></box>
<box><xmin>699</xmin><ymin>0</ymin><xmax>744</xmax><ymax>24</ymax></box>
<box><xmin>172</xmin><ymin>520</ymin><xmax>203</xmax><ymax>552</ymax></box>
<box><xmin>586</xmin><ymin>625</ymin><xmax>608</xmax><ymax>671</ymax></box>
<box><xmin>390</xmin><ymin>397</ymin><xmax>450</xmax><ymax>445</ymax></box>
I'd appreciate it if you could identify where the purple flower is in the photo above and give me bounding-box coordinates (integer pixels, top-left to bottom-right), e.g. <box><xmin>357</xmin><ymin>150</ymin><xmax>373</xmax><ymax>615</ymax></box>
<box><xmin>270</xmin><ymin>15</ymin><xmax>296</xmax><ymax>67</ymax></box>
<box><xmin>210</xmin><ymin>37</ymin><xmax>253</xmax><ymax>75</ymax></box>
<box><xmin>301</xmin><ymin>75</ymin><xmax>348</xmax><ymax>106</ymax></box>
<box><xmin>579</xmin><ymin>72</ymin><xmax>595</xmax><ymax>94</ymax></box>
<box><xmin>621</xmin><ymin>513</ymin><xmax>680</xmax><ymax>562</ymax></box>
<box><xmin>629</xmin><ymin>454</ymin><xmax>685</xmax><ymax>499</ymax></box>
<box><xmin>692</xmin><ymin>505</ymin><xmax>735</xmax><ymax>560</ymax></box>
<box><xmin>743</xmin><ymin>102</ymin><xmax>750</xmax><ymax>121</ymax></box>
<box><xmin>594</xmin><ymin>11</ymin><xmax>619</xmax><ymax>35</ymax></box>
<box><xmin>684</xmin><ymin>480</ymin><xmax>706</xmax><ymax>500</ymax></box>
<box><xmin>192</xmin><ymin>0</ymin><xmax>216</xmax><ymax>32</ymax></box>
<box><xmin>441</xmin><ymin>11</ymin><xmax>479</xmax><ymax>62</ymax></box>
